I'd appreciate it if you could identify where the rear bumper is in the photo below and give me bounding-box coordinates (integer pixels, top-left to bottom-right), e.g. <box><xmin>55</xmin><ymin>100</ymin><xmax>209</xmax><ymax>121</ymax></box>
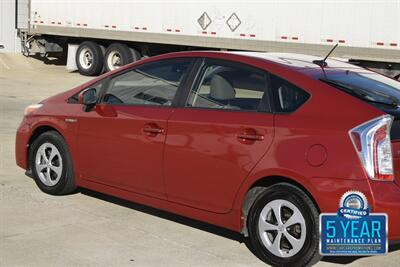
<box><xmin>369</xmin><ymin>180</ymin><xmax>400</xmax><ymax>241</ymax></box>
<box><xmin>311</xmin><ymin>177</ymin><xmax>400</xmax><ymax>241</ymax></box>
<box><xmin>15</xmin><ymin>118</ymin><xmax>31</xmax><ymax>170</ymax></box>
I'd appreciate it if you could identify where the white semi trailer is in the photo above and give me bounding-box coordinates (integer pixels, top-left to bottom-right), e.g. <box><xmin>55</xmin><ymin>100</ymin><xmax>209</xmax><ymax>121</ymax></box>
<box><xmin>17</xmin><ymin>0</ymin><xmax>400</xmax><ymax>78</ymax></box>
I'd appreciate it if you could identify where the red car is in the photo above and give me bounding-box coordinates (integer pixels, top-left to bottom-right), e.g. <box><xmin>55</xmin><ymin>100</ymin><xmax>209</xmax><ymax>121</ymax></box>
<box><xmin>16</xmin><ymin>51</ymin><xmax>400</xmax><ymax>266</ymax></box>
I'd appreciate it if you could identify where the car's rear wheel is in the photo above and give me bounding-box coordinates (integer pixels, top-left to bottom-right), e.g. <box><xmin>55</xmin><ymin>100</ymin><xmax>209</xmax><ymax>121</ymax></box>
<box><xmin>29</xmin><ymin>131</ymin><xmax>76</xmax><ymax>195</ymax></box>
<box><xmin>246</xmin><ymin>183</ymin><xmax>320</xmax><ymax>267</ymax></box>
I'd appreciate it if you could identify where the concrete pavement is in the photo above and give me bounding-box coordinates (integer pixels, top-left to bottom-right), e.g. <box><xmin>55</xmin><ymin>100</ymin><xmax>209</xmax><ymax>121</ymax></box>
<box><xmin>0</xmin><ymin>53</ymin><xmax>399</xmax><ymax>267</ymax></box>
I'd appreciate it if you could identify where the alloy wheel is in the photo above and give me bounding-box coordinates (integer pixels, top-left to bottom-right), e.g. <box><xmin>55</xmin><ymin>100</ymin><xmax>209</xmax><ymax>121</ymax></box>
<box><xmin>258</xmin><ymin>199</ymin><xmax>306</xmax><ymax>258</ymax></box>
<box><xmin>35</xmin><ymin>142</ymin><xmax>63</xmax><ymax>186</ymax></box>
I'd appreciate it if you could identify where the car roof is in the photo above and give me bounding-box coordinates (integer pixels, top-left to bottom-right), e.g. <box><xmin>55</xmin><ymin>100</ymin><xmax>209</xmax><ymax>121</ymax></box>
<box><xmin>230</xmin><ymin>51</ymin><xmax>353</xmax><ymax>68</ymax></box>
<box><xmin>161</xmin><ymin>50</ymin><xmax>368</xmax><ymax>79</ymax></box>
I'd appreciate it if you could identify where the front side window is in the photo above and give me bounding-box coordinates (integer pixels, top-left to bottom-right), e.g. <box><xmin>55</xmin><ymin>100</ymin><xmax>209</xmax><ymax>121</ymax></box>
<box><xmin>103</xmin><ymin>59</ymin><xmax>192</xmax><ymax>106</ymax></box>
<box><xmin>186</xmin><ymin>62</ymin><xmax>267</xmax><ymax>112</ymax></box>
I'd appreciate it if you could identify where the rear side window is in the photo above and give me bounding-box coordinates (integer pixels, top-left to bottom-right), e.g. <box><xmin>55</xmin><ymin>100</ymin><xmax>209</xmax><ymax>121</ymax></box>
<box><xmin>186</xmin><ymin>62</ymin><xmax>267</xmax><ymax>112</ymax></box>
<box><xmin>103</xmin><ymin>59</ymin><xmax>192</xmax><ymax>106</ymax></box>
<box><xmin>270</xmin><ymin>74</ymin><xmax>310</xmax><ymax>113</ymax></box>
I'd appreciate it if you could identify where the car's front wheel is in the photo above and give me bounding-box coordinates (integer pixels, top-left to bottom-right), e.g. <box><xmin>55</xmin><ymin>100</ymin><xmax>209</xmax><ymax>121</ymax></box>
<box><xmin>29</xmin><ymin>131</ymin><xmax>76</xmax><ymax>195</ymax></box>
<box><xmin>246</xmin><ymin>183</ymin><xmax>321</xmax><ymax>267</ymax></box>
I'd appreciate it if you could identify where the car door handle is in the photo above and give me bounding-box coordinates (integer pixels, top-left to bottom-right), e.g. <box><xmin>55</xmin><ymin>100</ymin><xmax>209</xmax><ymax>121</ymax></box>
<box><xmin>143</xmin><ymin>127</ymin><xmax>164</xmax><ymax>134</ymax></box>
<box><xmin>142</xmin><ymin>124</ymin><xmax>165</xmax><ymax>136</ymax></box>
<box><xmin>237</xmin><ymin>128</ymin><xmax>264</xmax><ymax>143</ymax></box>
<box><xmin>237</xmin><ymin>133</ymin><xmax>264</xmax><ymax>141</ymax></box>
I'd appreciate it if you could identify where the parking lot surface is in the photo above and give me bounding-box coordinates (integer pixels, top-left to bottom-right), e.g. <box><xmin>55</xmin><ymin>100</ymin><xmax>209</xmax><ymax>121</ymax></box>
<box><xmin>1</xmin><ymin>54</ymin><xmax>399</xmax><ymax>266</ymax></box>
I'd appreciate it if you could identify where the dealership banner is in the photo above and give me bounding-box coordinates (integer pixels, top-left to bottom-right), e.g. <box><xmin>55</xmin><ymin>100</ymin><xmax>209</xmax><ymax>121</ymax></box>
<box><xmin>320</xmin><ymin>191</ymin><xmax>388</xmax><ymax>255</ymax></box>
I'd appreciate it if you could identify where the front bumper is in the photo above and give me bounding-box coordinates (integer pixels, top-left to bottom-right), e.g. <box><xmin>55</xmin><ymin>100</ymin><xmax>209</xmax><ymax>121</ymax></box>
<box><xmin>15</xmin><ymin>118</ymin><xmax>31</xmax><ymax>170</ymax></box>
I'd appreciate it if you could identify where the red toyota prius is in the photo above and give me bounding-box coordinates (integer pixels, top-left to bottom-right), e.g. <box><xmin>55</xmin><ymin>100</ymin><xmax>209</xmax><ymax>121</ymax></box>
<box><xmin>16</xmin><ymin>51</ymin><xmax>400</xmax><ymax>266</ymax></box>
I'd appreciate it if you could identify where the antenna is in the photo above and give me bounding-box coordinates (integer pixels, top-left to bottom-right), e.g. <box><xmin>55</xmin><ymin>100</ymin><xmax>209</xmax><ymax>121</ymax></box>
<box><xmin>312</xmin><ymin>43</ymin><xmax>339</xmax><ymax>67</ymax></box>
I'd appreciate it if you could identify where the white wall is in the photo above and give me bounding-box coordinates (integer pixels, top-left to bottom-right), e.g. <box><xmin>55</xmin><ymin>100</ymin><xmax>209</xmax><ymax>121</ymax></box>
<box><xmin>0</xmin><ymin>0</ymin><xmax>21</xmax><ymax>53</ymax></box>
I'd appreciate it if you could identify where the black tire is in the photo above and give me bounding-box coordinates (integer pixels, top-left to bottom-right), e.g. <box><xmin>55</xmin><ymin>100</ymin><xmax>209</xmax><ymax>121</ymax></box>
<box><xmin>246</xmin><ymin>183</ymin><xmax>321</xmax><ymax>267</ymax></box>
<box><xmin>104</xmin><ymin>43</ymin><xmax>140</xmax><ymax>72</ymax></box>
<box><xmin>29</xmin><ymin>131</ymin><xmax>76</xmax><ymax>195</ymax></box>
<box><xmin>76</xmin><ymin>41</ymin><xmax>104</xmax><ymax>76</ymax></box>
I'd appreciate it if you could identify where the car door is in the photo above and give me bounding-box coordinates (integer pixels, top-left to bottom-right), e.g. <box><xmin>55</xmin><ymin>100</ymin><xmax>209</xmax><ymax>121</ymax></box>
<box><xmin>76</xmin><ymin>58</ymin><xmax>194</xmax><ymax>198</ymax></box>
<box><xmin>164</xmin><ymin>59</ymin><xmax>275</xmax><ymax>213</ymax></box>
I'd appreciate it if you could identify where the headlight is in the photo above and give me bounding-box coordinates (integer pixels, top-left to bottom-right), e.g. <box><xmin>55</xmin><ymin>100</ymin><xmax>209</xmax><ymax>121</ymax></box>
<box><xmin>24</xmin><ymin>103</ymin><xmax>43</xmax><ymax>116</ymax></box>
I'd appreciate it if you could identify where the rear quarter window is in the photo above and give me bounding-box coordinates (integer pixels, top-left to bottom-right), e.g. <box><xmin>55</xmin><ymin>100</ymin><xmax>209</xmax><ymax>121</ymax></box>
<box><xmin>270</xmin><ymin>74</ymin><xmax>310</xmax><ymax>113</ymax></box>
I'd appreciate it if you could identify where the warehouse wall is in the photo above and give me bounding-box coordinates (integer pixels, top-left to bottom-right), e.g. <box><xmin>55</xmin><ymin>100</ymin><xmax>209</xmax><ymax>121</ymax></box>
<box><xmin>0</xmin><ymin>0</ymin><xmax>21</xmax><ymax>53</ymax></box>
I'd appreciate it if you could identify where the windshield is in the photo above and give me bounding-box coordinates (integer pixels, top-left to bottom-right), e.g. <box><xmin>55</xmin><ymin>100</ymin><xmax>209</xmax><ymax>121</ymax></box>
<box><xmin>318</xmin><ymin>70</ymin><xmax>400</xmax><ymax>107</ymax></box>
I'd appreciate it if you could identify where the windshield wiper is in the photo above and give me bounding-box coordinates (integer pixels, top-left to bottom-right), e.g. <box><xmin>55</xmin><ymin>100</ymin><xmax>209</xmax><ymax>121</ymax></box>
<box><xmin>320</xmin><ymin>78</ymin><xmax>399</xmax><ymax>107</ymax></box>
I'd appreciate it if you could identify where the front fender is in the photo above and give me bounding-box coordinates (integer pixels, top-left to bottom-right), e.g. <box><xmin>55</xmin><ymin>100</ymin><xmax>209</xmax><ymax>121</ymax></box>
<box><xmin>26</xmin><ymin>115</ymin><xmax>79</xmax><ymax>174</ymax></box>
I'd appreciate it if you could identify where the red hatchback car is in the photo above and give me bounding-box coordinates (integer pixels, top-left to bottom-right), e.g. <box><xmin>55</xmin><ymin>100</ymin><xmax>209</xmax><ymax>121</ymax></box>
<box><xmin>16</xmin><ymin>51</ymin><xmax>400</xmax><ymax>266</ymax></box>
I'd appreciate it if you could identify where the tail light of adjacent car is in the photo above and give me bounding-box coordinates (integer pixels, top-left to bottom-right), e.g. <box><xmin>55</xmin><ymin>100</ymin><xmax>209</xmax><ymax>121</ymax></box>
<box><xmin>349</xmin><ymin>115</ymin><xmax>394</xmax><ymax>181</ymax></box>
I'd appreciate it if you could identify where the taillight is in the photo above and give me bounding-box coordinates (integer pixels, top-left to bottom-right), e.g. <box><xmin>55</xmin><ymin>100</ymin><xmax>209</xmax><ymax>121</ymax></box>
<box><xmin>349</xmin><ymin>115</ymin><xmax>394</xmax><ymax>181</ymax></box>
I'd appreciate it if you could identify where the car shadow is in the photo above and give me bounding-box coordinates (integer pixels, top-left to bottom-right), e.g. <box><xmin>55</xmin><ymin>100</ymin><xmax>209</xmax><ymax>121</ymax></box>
<box><xmin>321</xmin><ymin>255</ymin><xmax>368</xmax><ymax>264</ymax></box>
<box><xmin>79</xmin><ymin>188</ymin><xmax>244</xmax><ymax>243</ymax></box>
<box><xmin>321</xmin><ymin>242</ymin><xmax>400</xmax><ymax>264</ymax></box>
<box><xmin>79</xmin><ymin>188</ymin><xmax>400</xmax><ymax>263</ymax></box>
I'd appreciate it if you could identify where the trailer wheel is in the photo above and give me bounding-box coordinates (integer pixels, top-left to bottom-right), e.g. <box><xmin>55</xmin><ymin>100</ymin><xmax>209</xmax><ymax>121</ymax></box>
<box><xmin>104</xmin><ymin>43</ymin><xmax>141</xmax><ymax>72</ymax></box>
<box><xmin>76</xmin><ymin>41</ymin><xmax>104</xmax><ymax>76</ymax></box>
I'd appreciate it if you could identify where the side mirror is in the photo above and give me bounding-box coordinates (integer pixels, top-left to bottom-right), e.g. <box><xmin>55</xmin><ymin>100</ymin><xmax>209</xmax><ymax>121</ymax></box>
<box><xmin>79</xmin><ymin>88</ymin><xmax>97</xmax><ymax>111</ymax></box>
